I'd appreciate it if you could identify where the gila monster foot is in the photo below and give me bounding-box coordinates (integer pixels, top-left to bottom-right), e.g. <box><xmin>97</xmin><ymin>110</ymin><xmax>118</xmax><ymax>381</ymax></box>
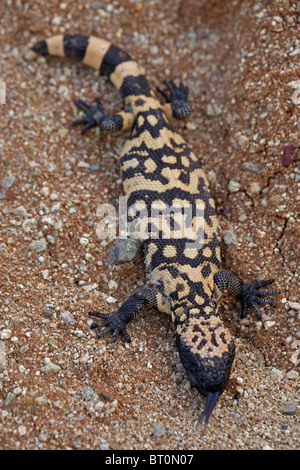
<box><xmin>156</xmin><ymin>80</ymin><xmax>189</xmax><ymax>102</ymax></box>
<box><xmin>88</xmin><ymin>310</ymin><xmax>132</xmax><ymax>343</ymax></box>
<box><xmin>156</xmin><ymin>80</ymin><xmax>192</xmax><ymax>119</ymax></box>
<box><xmin>73</xmin><ymin>97</ymin><xmax>107</xmax><ymax>134</ymax></box>
<box><xmin>240</xmin><ymin>278</ymin><xmax>280</xmax><ymax>319</ymax></box>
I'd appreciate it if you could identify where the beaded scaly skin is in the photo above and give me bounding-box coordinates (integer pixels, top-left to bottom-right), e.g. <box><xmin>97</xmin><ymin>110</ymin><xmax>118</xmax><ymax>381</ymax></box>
<box><xmin>27</xmin><ymin>34</ymin><xmax>279</xmax><ymax>424</ymax></box>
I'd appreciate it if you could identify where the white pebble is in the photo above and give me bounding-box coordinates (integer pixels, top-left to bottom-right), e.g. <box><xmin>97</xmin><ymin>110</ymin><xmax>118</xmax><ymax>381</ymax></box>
<box><xmin>0</xmin><ymin>329</ymin><xmax>12</xmax><ymax>340</ymax></box>
<box><xmin>18</xmin><ymin>425</ymin><xmax>27</xmax><ymax>437</ymax></box>
<box><xmin>108</xmin><ymin>280</ymin><xmax>118</xmax><ymax>289</ymax></box>
<box><xmin>228</xmin><ymin>180</ymin><xmax>240</xmax><ymax>193</ymax></box>
<box><xmin>287</xmin><ymin>301</ymin><xmax>300</xmax><ymax>310</ymax></box>
<box><xmin>264</xmin><ymin>320</ymin><xmax>276</xmax><ymax>330</ymax></box>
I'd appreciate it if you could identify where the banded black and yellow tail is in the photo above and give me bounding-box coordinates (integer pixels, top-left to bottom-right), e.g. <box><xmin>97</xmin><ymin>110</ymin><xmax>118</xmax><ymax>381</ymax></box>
<box><xmin>26</xmin><ymin>34</ymin><xmax>151</xmax><ymax>100</ymax></box>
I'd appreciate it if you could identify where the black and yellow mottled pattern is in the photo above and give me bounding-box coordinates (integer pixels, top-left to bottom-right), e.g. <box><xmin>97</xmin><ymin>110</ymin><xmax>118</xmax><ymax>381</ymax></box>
<box><xmin>27</xmin><ymin>34</ymin><xmax>279</xmax><ymax>424</ymax></box>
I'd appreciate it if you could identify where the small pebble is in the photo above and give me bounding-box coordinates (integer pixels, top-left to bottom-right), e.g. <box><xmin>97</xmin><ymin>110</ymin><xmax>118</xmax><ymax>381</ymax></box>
<box><xmin>82</xmin><ymin>283</ymin><xmax>99</xmax><ymax>292</ymax></box>
<box><xmin>228</xmin><ymin>180</ymin><xmax>240</xmax><ymax>193</ymax></box>
<box><xmin>151</xmin><ymin>421</ymin><xmax>166</xmax><ymax>438</ymax></box>
<box><xmin>223</xmin><ymin>230</ymin><xmax>238</xmax><ymax>246</ymax></box>
<box><xmin>42</xmin><ymin>308</ymin><xmax>53</xmax><ymax>318</ymax></box>
<box><xmin>80</xmin><ymin>387</ymin><xmax>99</xmax><ymax>403</ymax></box>
<box><xmin>108</xmin><ymin>280</ymin><xmax>118</xmax><ymax>289</ymax></box>
<box><xmin>106</xmin><ymin>238</ymin><xmax>142</xmax><ymax>265</ymax></box>
<box><xmin>264</xmin><ymin>320</ymin><xmax>276</xmax><ymax>330</ymax></box>
<box><xmin>80</xmin><ymin>237</ymin><xmax>89</xmax><ymax>246</ymax></box>
<box><xmin>281</xmin><ymin>403</ymin><xmax>297</xmax><ymax>416</ymax></box>
<box><xmin>270</xmin><ymin>368</ymin><xmax>283</xmax><ymax>380</ymax></box>
<box><xmin>60</xmin><ymin>311</ymin><xmax>76</xmax><ymax>324</ymax></box>
<box><xmin>286</xmin><ymin>370</ymin><xmax>299</xmax><ymax>380</ymax></box>
<box><xmin>5</xmin><ymin>392</ymin><xmax>17</xmax><ymax>407</ymax></box>
<box><xmin>241</xmin><ymin>161</ymin><xmax>263</xmax><ymax>174</ymax></box>
<box><xmin>247</xmin><ymin>182</ymin><xmax>261</xmax><ymax>197</ymax></box>
<box><xmin>18</xmin><ymin>425</ymin><xmax>27</xmax><ymax>437</ymax></box>
<box><xmin>28</xmin><ymin>238</ymin><xmax>47</xmax><ymax>253</ymax></box>
<box><xmin>0</xmin><ymin>329</ymin><xmax>12</xmax><ymax>340</ymax></box>
<box><xmin>1</xmin><ymin>176</ymin><xmax>15</xmax><ymax>189</ymax></box>
<box><xmin>287</xmin><ymin>301</ymin><xmax>300</xmax><ymax>311</ymax></box>
<box><xmin>41</xmin><ymin>358</ymin><xmax>61</xmax><ymax>374</ymax></box>
<box><xmin>0</xmin><ymin>341</ymin><xmax>7</xmax><ymax>368</ymax></box>
<box><xmin>238</xmin><ymin>135</ymin><xmax>249</xmax><ymax>146</ymax></box>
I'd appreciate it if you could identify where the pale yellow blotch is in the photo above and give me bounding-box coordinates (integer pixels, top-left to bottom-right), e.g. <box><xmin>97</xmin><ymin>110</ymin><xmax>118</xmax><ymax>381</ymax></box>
<box><xmin>162</xmin><ymin>155</ymin><xmax>177</xmax><ymax>165</ymax></box>
<box><xmin>175</xmin><ymin>306</ymin><xmax>185</xmax><ymax>317</ymax></box>
<box><xmin>183</xmin><ymin>248</ymin><xmax>198</xmax><ymax>259</ymax></box>
<box><xmin>181</xmin><ymin>156</ymin><xmax>190</xmax><ymax>167</ymax></box>
<box><xmin>161</xmin><ymin>167</ymin><xmax>182</xmax><ymax>185</ymax></box>
<box><xmin>195</xmin><ymin>198</ymin><xmax>206</xmax><ymax>209</ymax></box>
<box><xmin>209</xmin><ymin>197</ymin><xmax>216</xmax><ymax>209</ymax></box>
<box><xmin>135</xmin><ymin>149</ymin><xmax>149</xmax><ymax>157</ymax></box>
<box><xmin>121</xmin><ymin>157</ymin><xmax>140</xmax><ymax>171</ymax></box>
<box><xmin>203</xmin><ymin>247</ymin><xmax>213</xmax><ymax>258</ymax></box>
<box><xmin>144</xmin><ymin>158</ymin><xmax>157</xmax><ymax>173</ymax></box>
<box><xmin>110</xmin><ymin>60</ymin><xmax>143</xmax><ymax>90</ymax></box>
<box><xmin>190</xmin><ymin>152</ymin><xmax>198</xmax><ymax>162</ymax></box>
<box><xmin>204</xmin><ymin>305</ymin><xmax>213</xmax><ymax>315</ymax></box>
<box><xmin>145</xmin><ymin>242</ymin><xmax>158</xmax><ymax>268</ymax></box>
<box><xmin>195</xmin><ymin>294</ymin><xmax>204</xmax><ymax>305</ymax></box>
<box><xmin>137</xmin><ymin>115</ymin><xmax>145</xmax><ymax>127</ymax></box>
<box><xmin>147</xmin><ymin>114</ymin><xmax>159</xmax><ymax>127</ymax></box>
<box><xmin>46</xmin><ymin>35</ymin><xmax>65</xmax><ymax>57</ymax></box>
<box><xmin>163</xmin><ymin>245</ymin><xmax>177</xmax><ymax>258</ymax></box>
<box><xmin>118</xmin><ymin>111</ymin><xmax>135</xmax><ymax>131</ymax></box>
<box><xmin>189</xmin><ymin>308</ymin><xmax>200</xmax><ymax>316</ymax></box>
<box><xmin>179</xmin><ymin>313</ymin><xmax>187</xmax><ymax>322</ymax></box>
<box><xmin>83</xmin><ymin>36</ymin><xmax>111</xmax><ymax>70</ymax></box>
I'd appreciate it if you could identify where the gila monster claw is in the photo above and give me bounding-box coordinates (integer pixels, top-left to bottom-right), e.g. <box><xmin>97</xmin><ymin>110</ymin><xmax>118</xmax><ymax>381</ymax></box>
<box><xmin>73</xmin><ymin>98</ymin><xmax>107</xmax><ymax>134</ymax></box>
<box><xmin>88</xmin><ymin>310</ymin><xmax>132</xmax><ymax>343</ymax></box>
<box><xmin>156</xmin><ymin>80</ymin><xmax>192</xmax><ymax>119</ymax></box>
<box><xmin>240</xmin><ymin>279</ymin><xmax>280</xmax><ymax>319</ymax></box>
<box><xmin>156</xmin><ymin>80</ymin><xmax>189</xmax><ymax>102</ymax></box>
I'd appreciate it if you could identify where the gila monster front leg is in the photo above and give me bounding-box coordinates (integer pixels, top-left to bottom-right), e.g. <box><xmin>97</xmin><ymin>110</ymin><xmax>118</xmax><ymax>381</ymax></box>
<box><xmin>214</xmin><ymin>270</ymin><xmax>280</xmax><ymax>319</ymax></box>
<box><xmin>73</xmin><ymin>97</ymin><xmax>134</xmax><ymax>134</ymax></box>
<box><xmin>89</xmin><ymin>286</ymin><xmax>168</xmax><ymax>343</ymax></box>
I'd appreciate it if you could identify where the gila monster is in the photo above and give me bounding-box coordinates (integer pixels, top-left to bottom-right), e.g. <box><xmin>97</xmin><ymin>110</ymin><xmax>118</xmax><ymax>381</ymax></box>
<box><xmin>27</xmin><ymin>34</ymin><xmax>279</xmax><ymax>424</ymax></box>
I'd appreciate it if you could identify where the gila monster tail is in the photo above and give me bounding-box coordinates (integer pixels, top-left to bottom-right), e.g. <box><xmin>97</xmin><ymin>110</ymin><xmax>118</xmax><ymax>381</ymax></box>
<box><xmin>26</xmin><ymin>34</ymin><xmax>149</xmax><ymax>98</ymax></box>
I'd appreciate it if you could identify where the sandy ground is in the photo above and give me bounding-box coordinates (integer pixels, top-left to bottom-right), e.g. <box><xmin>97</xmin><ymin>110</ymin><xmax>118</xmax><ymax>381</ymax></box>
<box><xmin>0</xmin><ymin>0</ymin><xmax>299</xmax><ymax>450</ymax></box>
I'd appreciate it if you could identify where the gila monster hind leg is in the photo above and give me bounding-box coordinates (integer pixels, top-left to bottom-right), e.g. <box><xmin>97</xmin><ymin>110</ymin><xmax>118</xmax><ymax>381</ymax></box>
<box><xmin>73</xmin><ymin>97</ymin><xmax>134</xmax><ymax>134</ymax></box>
<box><xmin>89</xmin><ymin>286</ymin><xmax>161</xmax><ymax>343</ymax></box>
<box><xmin>156</xmin><ymin>80</ymin><xmax>192</xmax><ymax>120</ymax></box>
<box><xmin>214</xmin><ymin>270</ymin><xmax>280</xmax><ymax>319</ymax></box>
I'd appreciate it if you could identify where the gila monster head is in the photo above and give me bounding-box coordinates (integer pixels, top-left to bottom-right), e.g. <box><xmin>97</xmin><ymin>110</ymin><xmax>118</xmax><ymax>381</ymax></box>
<box><xmin>175</xmin><ymin>317</ymin><xmax>235</xmax><ymax>424</ymax></box>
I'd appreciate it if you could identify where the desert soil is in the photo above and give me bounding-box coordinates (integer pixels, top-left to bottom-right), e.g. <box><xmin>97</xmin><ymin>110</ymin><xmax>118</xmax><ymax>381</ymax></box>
<box><xmin>0</xmin><ymin>0</ymin><xmax>299</xmax><ymax>450</ymax></box>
